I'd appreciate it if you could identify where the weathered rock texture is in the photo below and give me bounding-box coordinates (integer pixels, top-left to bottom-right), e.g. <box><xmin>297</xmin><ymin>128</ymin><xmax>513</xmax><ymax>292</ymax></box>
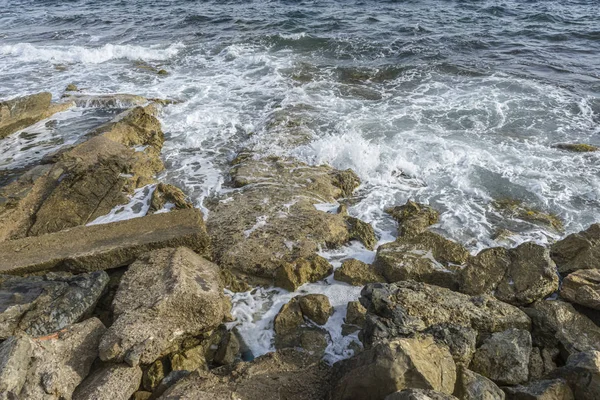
<box><xmin>470</xmin><ymin>329</ymin><xmax>532</xmax><ymax>385</ymax></box>
<box><xmin>334</xmin><ymin>258</ymin><xmax>385</xmax><ymax>286</ymax></box>
<box><xmin>18</xmin><ymin>318</ymin><xmax>106</xmax><ymax>400</ymax></box>
<box><xmin>359</xmin><ymin>282</ymin><xmax>531</xmax><ymax>348</ymax></box>
<box><xmin>0</xmin><ymin>208</ymin><xmax>210</xmax><ymax>275</ymax></box>
<box><xmin>99</xmin><ymin>247</ymin><xmax>225</xmax><ymax>366</ymax></box>
<box><xmin>330</xmin><ymin>336</ymin><xmax>456</xmax><ymax>400</ymax></box>
<box><xmin>453</xmin><ymin>367</ymin><xmax>505</xmax><ymax>400</ymax></box>
<box><xmin>548</xmin><ymin>351</ymin><xmax>600</xmax><ymax>400</ymax></box>
<box><xmin>0</xmin><ymin>336</ymin><xmax>33</xmax><ymax>396</ymax></box>
<box><xmin>385</xmin><ymin>389</ymin><xmax>458</xmax><ymax>400</ymax></box>
<box><xmin>0</xmin><ymin>271</ymin><xmax>108</xmax><ymax>339</ymax></box>
<box><xmin>385</xmin><ymin>201</ymin><xmax>439</xmax><ymax>237</ymax></box>
<box><xmin>206</xmin><ymin>155</ymin><xmax>369</xmax><ymax>285</ymax></box>
<box><xmin>524</xmin><ymin>300</ymin><xmax>600</xmax><ymax>356</ymax></box>
<box><xmin>460</xmin><ymin>242</ymin><xmax>559</xmax><ymax>306</ymax></box>
<box><xmin>560</xmin><ymin>269</ymin><xmax>600</xmax><ymax>310</ymax></box>
<box><xmin>0</xmin><ymin>105</ymin><xmax>164</xmax><ymax>240</ymax></box>
<box><xmin>492</xmin><ymin>199</ymin><xmax>563</xmax><ymax>232</ymax></box>
<box><xmin>503</xmin><ymin>379</ymin><xmax>574</xmax><ymax>400</ymax></box>
<box><xmin>0</xmin><ymin>92</ymin><xmax>72</xmax><ymax>139</ymax></box>
<box><xmin>551</xmin><ymin>223</ymin><xmax>600</xmax><ymax>274</ymax></box>
<box><xmin>374</xmin><ymin>231</ymin><xmax>469</xmax><ymax>291</ymax></box>
<box><xmin>274</xmin><ymin>254</ymin><xmax>333</xmax><ymax>291</ymax></box>
<box><xmin>158</xmin><ymin>349</ymin><xmax>331</xmax><ymax>400</ymax></box>
<box><xmin>72</xmin><ymin>363</ymin><xmax>143</xmax><ymax>400</ymax></box>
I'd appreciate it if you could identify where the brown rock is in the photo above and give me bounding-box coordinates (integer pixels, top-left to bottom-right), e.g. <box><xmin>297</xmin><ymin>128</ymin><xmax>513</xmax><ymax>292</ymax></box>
<box><xmin>149</xmin><ymin>183</ymin><xmax>193</xmax><ymax>213</ymax></box>
<box><xmin>385</xmin><ymin>200</ymin><xmax>439</xmax><ymax>237</ymax></box>
<box><xmin>0</xmin><ymin>208</ymin><xmax>210</xmax><ymax>275</ymax></box>
<box><xmin>274</xmin><ymin>298</ymin><xmax>304</xmax><ymax>335</ymax></box>
<box><xmin>330</xmin><ymin>336</ymin><xmax>457</xmax><ymax>400</ymax></box>
<box><xmin>334</xmin><ymin>259</ymin><xmax>385</xmax><ymax>286</ymax></box>
<box><xmin>274</xmin><ymin>255</ymin><xmax>333</xmax><ymax>291</ymax></box>
<box><xmin>551</xmin><ymin>223</ymin><xmax>600</xmax><ymax>274</ymax></box>
<box><xmin>374</xmin><ymin>231</ymin><xmax>469</xmax><ymax>291</ymax></box>
<box><xmin>99</xmin><ymin>247</ymin><xmax>225</xmax><ymax>366</ymax></box>
<box><xmin>170</xmin><ymin>345</ymin><xmax>207</xmax><ymax>372</ymax></box>
<box><xmin>345</xmin><ymin>216</ymin><xmax>377</xmax><ymax>250</ymax></box>
<box><xmin>345</xmin><ymin>301</ymin><xmax>367</xmax><ymax>327</ymax></box>
<box><xmin>298</xmin><ymin>294</ymin><xmax>333</xmax><ymax>325</ymax></box>
<box><xmin>72</xmin><ymin>363</ymin><xmax>143</xmax><ymax>400</ymax></box>
<box><xmin>503</xmin><ymin>379</ymin><xmax>574</xmax><ymax>400</ymax></box>
<box><xmin>453</xmin><ymin>367</ymin><xmax>505</xmax><ymax>400</ymax></box>
<box><xmin>560</xmin><ymin>269</ymin><xmax>600</xmax><ymax>310</ymax></box>
<box><xmin>385</xmin><ymin>389</ymin><xmax>458</xmax><ymax>400</ymax></box>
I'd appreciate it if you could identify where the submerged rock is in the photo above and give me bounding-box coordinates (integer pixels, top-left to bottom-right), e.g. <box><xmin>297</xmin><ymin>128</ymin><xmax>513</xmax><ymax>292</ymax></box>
<box><xmin>553</xmin><ymin>143</ymin><xmax>599</xmax><ymax>152</ymax></box>
<box><xmin>460</xmin><ymin>242</ymin><xmax>559</xmax><ymax>306</ymax></box>
<box><xmin>0</xmin><ymin>271</ymin><xmax>108</xmax><ymax>339</ymax></box>
<box><xmin>330</xmin><ymin>336</ymin><xmax>456</xmax><ymax>400</ymax></box>
<box><xmin>0</xmin><ymin>92</ymin><xmax>73</xmax><ymax>139</ymax></box>
<box><xmin>207</xmin><ymin>155</ymin><xmax>367</xmax><ymax>285</ymax></box>
<box><xmin>385</xmin><ymin>201</ymin><xmax>439</xmax><ymax>237</ymax></box>
<box><xmin>359</xmin><ymin>282</ymin><xmax>531</xmax><ymax>348</ymax></box>
<box><xmin>503</xmin><ymin>379</ymin><xmax>574</xmax><ymax>400</ymax></box>
<box><xmin>0</xmin><ymin>208</ymin><xmax>210</xmax><ymax>275</ymax></box>
<box><xmin>334</xmin><ymin>258</ymin><xmax>386</xmax><ymax>286</ymax></box>
<box><xmin>560</xmin><ymin>269</ymin><xmax>600</xmax><ymax>310</ymax></box>
<box><xmin>492</xmin><ymin>199</ymin><xmax>563</xmax><ymax>232</ymax></box>
<box><xmin>158</xmin><ymin>349</ymin><xmax>331</xmax><ymax>400</ymax></box>
<box><xmin>72</xmin><ymin>363</ymin><xmax>142</xmax><ymax>400</ymax></box>
<box><xmin>524</xmin><ymin>300</ymin><xmax>600</xmax><ymax>356</ymax></box>
<box><xmin>551</xmin><ymin>223</ymin><xmax>600</xmax><ymax>274</ymax></box>
<box><xmin>62</xmin><ymin>93</ymin><xmax>149</xmax><ymax>108</ymax></box>
<box><xmin>470</xmin><ymin>328</ymin><xmax>532</xmax><ymax>385</ymax></box>
<box><xmin>99</xmin><ymin>247</ymin><xmax>225</xmax><ymax>366</ymax></box>
<box><xmin>374</xmin><ymin>231</ymin><xmax>469</xmax><ymax>291</ymax></box>
<box><xmin>19</xmin><ymin>318</ymin><xmax>106</xmax><ymax>400</ymax></box>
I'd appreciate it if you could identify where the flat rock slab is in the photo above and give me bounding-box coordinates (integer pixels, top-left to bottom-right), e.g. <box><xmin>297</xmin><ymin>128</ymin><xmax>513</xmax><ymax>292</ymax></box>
<box><xmin>0</xmin><ymin>208</ymin><xmax>210</xmax><ymax>275</ymax></box>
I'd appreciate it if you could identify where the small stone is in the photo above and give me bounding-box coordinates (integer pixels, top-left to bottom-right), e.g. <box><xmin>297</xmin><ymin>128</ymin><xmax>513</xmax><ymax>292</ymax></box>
<box><xmin>275</xmin><ymin>255</ymin><xmax>333</xmax><ymax>291</ymax></box>
<box><xmin>334</xmin><ymin>259</ymin><xmax>385</xmax><ymax>286</ymax></box>
<box><xmin>471</xmin><ymin>328</ymin><xmax>532</xmax><ymax>385</ymax></box>
<box><xmin>132</xmin><ymin>392</ymin><xmax>152</xmax><ymax>400</ymax></box>
<box><xmin>385</xmin><ymin>200</ymin><xmax>439</xmax><ymax>237</ymax></box>
<box><xmin>65</xmin><ymin>83</ymin><xmax>78</xmax><ymax>92</ymax></box>
<box><xmin>298</xmin><ymin>294</ymin><xmax>333</xmax><ymax>325</ymax></box>
<box><xmin>554</xmin><ymin>143</ymin><xmax>598</xmax><ymax>152</ymax></box>
<box><xmin>157</xmin><ymin>69</ymin><xmax>169</xmax><ymax>75</ymax></box>
<box><xmin>142</xmin><ymin>359</ymin><xmax>164</xmax><ymax>392</ymax></box>
<box><xmin>345</xmin><ymin>301</ymin><xmax>366</xmax><ymax>327</ymax></box>
<box><xmin>345</xmin><ymin>216</ymin><xmax>377</xmax><ymax>250</ymax></box>
<box><xmin>560</xmin><ymin>269</ymin><xmax>600</xmax><ymax>310</ymax></box>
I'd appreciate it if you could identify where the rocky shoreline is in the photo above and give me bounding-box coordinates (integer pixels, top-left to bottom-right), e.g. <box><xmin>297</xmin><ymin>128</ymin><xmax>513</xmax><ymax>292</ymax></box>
<box><xmin>1</xmin><ymin>91</ymin><xmax>599</xmax><ymax>400</ymax></box>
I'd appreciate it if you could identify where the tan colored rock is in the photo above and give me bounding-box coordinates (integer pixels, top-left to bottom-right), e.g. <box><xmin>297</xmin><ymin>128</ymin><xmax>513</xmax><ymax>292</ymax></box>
<box><xmin>560</xmin><ymin>269</ymin><xmax>600</xmax><ymax>310</ymax></box>
<box><xmin>72</xmin><ymin>363</ymin><xmax>142</xmax><ymax>400</ymax></box>
<box><xmin>503</xmin><ymin>379</ymin><xmax>574</xmax><ymax>400</ymax></box>
<box><xmin>331</xmin><ymin>336</ymin><xmax>456</xmax><ymax>400</ymax></box>
<box><xmin>524</xmin><ymin>300</ymin><xmax>600</xmax><ymax>356</ymax></box>
<box><xmin>374</xmin><ymin>231</ymin><xmax>469</xmax><ymax>291</ymax></box>
<box><xmin>0</xmin><ymin>271</ymin><xmax>109</xmax><ymax>340</ymax></box>
<box><xmin>207</xmin><ymin>155</ymin><xmax>362</xmax><ymax>284</ymax></box>
<box><xmin>453</xmin><ymin>367</ymin><xmax>504</xmax><ymax>400</ymax></box>
<box><xmin>548</xmin><ymin>351</ymin><xmax>600</xmax><ymax>400</ymax></box>
<box><xmin>335</xmin><ymin>259</ymin><xmax>385</xmax><ymax>286</ymax></box>
<box><xmin>275</xmin><ymin>254</ymin><xmax>333</xmax><ymax>291</ymax></box>
<box><xmin>461</xmin><ymin>243</ymin><xmax>559</xmax><ymax>306</ymax></box>
<box><xmin>142</xmin><ymin>359</ymin><xmax>165</xmax><ymax>391</ymax></box>
<box><xmin>360</xmin><ymin>282</ymin><xmax>531</xmax><ymax>348</ymax></box>
<box><xmin>0</xmin><ymin>208</ymin><xmax>210</xmax><ymax>275</ymax></box>
<box><xmin>345</xmin><ymin>216</ymin><xmax>377</xmax><ymax>250</ymax></box>
<box><xmin>149</xmin><ymin>183</ymin><xmax>193</xmax><ymax>213</ymax></box>
<box><xmin>170</xmin><ymin>345</ymin><xmax>207</xmax><ymax>372</ymax></box>
<box><xmin>551</xmin><ymin>223</ymin><xmax>600</xmax><ymax>274</ymax></box>
<box><xmin>385</xmin><ymin>201</ymin><xmax>439</xmax><ymax>237</ymax></box>
<box><xmin>19</xmin><ymin>318</ymin><xmax>106</xmax><ymax>400</ymax></box>
<box><xmin>345</xmin><ymin>301</ymin><xmax>367</xmax><ymax>327</ymax></box>
<box><xmin>274</xmin><ymin>298</ymin><xmax>304</xmax><ymax>335</ymax></box>
<box><xmin>554</xmin><ymin>143</ymin><xmax>598</xmax><ymax>152</ymax></box>
<box><xmin>0</xmin><ymin>92</ymin><xmax>73</xmax><ymax>139</ymax></box>
<box><xmin>470</xmin><ymin>329</ymin><xmax>532</xmax><ymax>385</ymax></box>
<box><xmin>99</xmin><ymin>247</ymin><xmax>225</xmax><ymax>366</ymax></box>
<box><xmin>298</xmin><ymin>294</ymin><xmax>333</xmax><ymax>325</ymax></box>
<box><xmin>0</xmin><ymin>336</ymin><xmax>33</xmax><ymax>396</ymax></box>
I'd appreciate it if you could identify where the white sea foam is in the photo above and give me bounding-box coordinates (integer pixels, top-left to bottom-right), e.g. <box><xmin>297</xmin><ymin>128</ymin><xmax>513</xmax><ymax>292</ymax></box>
<box><xmin>87</xmin><ymin>184</ymin><xmax>156</xmax><ymax>226</ymax></box>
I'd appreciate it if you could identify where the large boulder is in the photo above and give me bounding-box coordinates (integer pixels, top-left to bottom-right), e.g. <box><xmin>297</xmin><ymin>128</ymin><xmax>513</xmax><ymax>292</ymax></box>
<box><xmin>470</xmin><ymin>329</ymin><xmax>532</xmax><ymax>385</ymax></box>
<box><xmin>460</xmin><ymin>243</ymin><xmax>559</xmax><ymax>306</ymax></box>
<box><xmin>548</xmin><ymin>351</ymin><xmax>600</xmax><ymax>400</ymax></box>
<box><xmin>99</xmin><ymin>247</ymin><xmax>226</xmax><ymax>366</ymax></box>
<box><xmin>453</xmin><ymin>367</ymin><xmax>505</xmax><ymax>400</ymax></box>
<box><xmin>0</xmin><ymin>92</ymin><xmax>72</xmax><ymax>139</ymax></box>
<box><xmin>524</xmin><ymin>300</ymin><xmax>600</xmax><ymax>356</ymax></box>
<box><xmin>359</xmin><ymin>282</ymin><xmax>531</xmax><ymax>348</ymax></box>
<box><xmin>158</xmin><ymin>349</ymin><xmax>331</xmax><ymax>400</ymax></box>
<box><xmin>551</xmin><ymin>224</ymin><xmax>600</xmax><ymax>274</ymax></box>
<box><xmin>0</xmin><ymin>208</ymin><xmax>210</xmax><ymax>275</ymax></box>
<box><xmin>334</xmin><ymin>259</ymin><xmax>386</xmax><ymax>286</ymax></box>
<box><xmin>374</xmin><ymin>231</ymin><xmax>469</xmax><ymax>291</ymax></box>
<box><xmin>18</xmin><ymin>318</ymin><xmax>106</xmax><ymax>400</ymax></box>
<box><xmin>72</xmin><ymin>363</ymin><xmax>143</xmax><ymax>400</ymax></box>
<box><xmin>503</xmin><ymin>379</ymin><xmax>574</xmax><ymax>400</ymax></box>
<box><xmin>0</xmin><ymin>271</ymin><xmax>108</xmax><ymax>339</ymax></box>
<box><xmin>206</xmin><ymin>155</ymin><xmax>368</xmax><ymax>286</ymax></box>
<box><xmin>560</xmin><ymin>269</ymin><xmax>600</xmax><ymax>310</ymax></box>
<box><xmin>330</xmin><ymin>336</ymin><xmax>456</xmax><ymax>400</ymax></box>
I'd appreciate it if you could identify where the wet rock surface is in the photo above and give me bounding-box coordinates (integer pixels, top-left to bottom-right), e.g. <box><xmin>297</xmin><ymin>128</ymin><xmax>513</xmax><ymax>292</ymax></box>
<box><xmin>334</xmin><ymin>258</ymin><xmax>385</xmax><ymax>286</ymax></box>
<box><xmin>0</xmin><ymin>208</ymin><xmax>210</xmax><ymax>275</ymax></box>
<box><xmin>206</xmin><ymin>155</ymin><xmax>368</xmax><ymax>285</ymax></box>
<box><xmin>330</xmin><ymin>336</ymin><xmax>456</xmax><ymax>400</ymax></box>
<box><xmin>385</xmin><ymin>201</ymin><xmax>440</xmax><ymax>237</ymax></box>
<box><xmin>274</xmin><ymin>254</ymin><xmax>333</xmax><ymax>291</ymax></box>
<box><xmin>0</xmin><ymin>271</ymin><xmax>108</xmax><ymax>339</ymax></box>
<box><xmin>99</xmin><ymin>247</ymin><xmax>225</xmax><ymax>366</ymax></box>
